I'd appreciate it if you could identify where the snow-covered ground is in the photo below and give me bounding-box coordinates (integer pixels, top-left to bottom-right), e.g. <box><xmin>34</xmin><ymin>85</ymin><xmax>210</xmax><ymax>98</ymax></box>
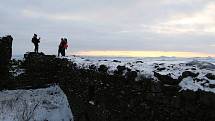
<box><xmin>66</xmin><ymin>56</ymin><xmax>215</xmax><ymax>93</ymax></box>
<box><xmin>12</xmin><ymin>55</ymin><xmax>215</xmax><ymax>94</ymax></box>
<box><xmin>0</xmin><ymin>85</ymin><xmax>73</xmax><ymax>121</ymax></box>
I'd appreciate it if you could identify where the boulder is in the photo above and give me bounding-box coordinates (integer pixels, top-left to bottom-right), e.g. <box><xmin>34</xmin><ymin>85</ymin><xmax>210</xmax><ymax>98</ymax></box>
<box><xmin>136</xmin><ymin>61</ymin><xmax>143</xmax><ymax>63</ymax></box>
<box><xmin>89</xmin><ymin>64</ymin><xmax>97</xmax><ymax>70</ymax></box>
<box><xmin>154</xmin><ymin>72</ymin><xmax>180</xmax><ymax>85</ymax></box>
<box><xmin>180</xmin><ymin>71</ymin><xmax>199</xmax><ymax>79</ymax></box>
<box><xmin>112</xmin><ymin>60</ymin><xmax>121</xmax><ymax>63</ymax></box>
<box><xmin>0</xmin><ymin>35</ymin><xmax>13</xmax><ymax>80</ymax></box>
<box><xmin>98</xmin><ymin>65</ymin><xmax>108</xmax><ymax>73</ymax></box>
<box><xmin>157</xmin><ymin>67</ymin><xmax>166</xmax><ymax>71</ymax></box>
<box><xmin>186</xmin><ymin>60</ymin><xmax>215</xmax><ymax>69</ymax></box>
<box><xmin>125</xmin><ymin>71</ymin><xmax>137</xmax><ymax>81</ymax></box>
<box><xmin>114</xmin><ymin>65</ymin><xmax>127</xmax><ymax>75</ymax></box>
<box><xmin>205</xmin><ymin>73</ymin><xmax>215</xmax><ymax>80</ymax></box>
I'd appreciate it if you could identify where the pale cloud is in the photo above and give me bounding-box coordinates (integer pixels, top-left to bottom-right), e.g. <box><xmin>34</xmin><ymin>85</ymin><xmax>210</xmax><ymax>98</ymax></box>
<box><xmin>147</xmin><ymin>2</ymin><xmax>215</xmax><ymax>34</ymax></box>
<box><xmin>161</xmin><ymin>0</ymin><xmax>208</xmax><ymax>4</ymax></box>
<box><xmin>22</xmin><ymin>9</ymin><xmax>90</xmax><ymax>21</ymax></box>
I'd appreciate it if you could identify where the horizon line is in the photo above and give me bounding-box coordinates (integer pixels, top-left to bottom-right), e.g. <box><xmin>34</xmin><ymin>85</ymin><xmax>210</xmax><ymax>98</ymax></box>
<box><xmin>70</xmin><ymin>50</ymin><xmax>215</xmax><ymax>58</ymax></box>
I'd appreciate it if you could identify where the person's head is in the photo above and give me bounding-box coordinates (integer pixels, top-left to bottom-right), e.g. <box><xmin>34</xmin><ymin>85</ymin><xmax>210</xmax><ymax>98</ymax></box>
<box><xmin>34</xmin><ymin>34</ymin><xmax>37</xmax><ymax>37</ymax></box>
<box><xmin>61</xmin><ymin>38</ymin><xmax>64</xmax><ymax>42</ymax></box>
<box><xmin>64</xmin><ymin>38</ymin><xmax>67</xmax><ymax>43</ymax></box>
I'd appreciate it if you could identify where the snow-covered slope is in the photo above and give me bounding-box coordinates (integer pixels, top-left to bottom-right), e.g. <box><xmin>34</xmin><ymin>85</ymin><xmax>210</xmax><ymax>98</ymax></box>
<box><xmin>66</xmin><ymin>56</ymin><xmax>215</xmax><ymax>93</ymax></box>
<box><xmin>0</xmin><ymin>85</ymin><xmax>73</xmax><ymax>121</ymax></box>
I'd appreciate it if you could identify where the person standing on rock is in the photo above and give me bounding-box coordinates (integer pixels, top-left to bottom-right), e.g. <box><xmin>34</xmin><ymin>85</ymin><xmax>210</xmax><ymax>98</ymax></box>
<box><xmin>58</xmin><ymin>38</ymin><xmax>68</xmax><ymax>57</ymax></box>
<box><xmin>32</xmin><ymin>34</ymin><xmax>40</xmax><ymax>53</ymax></box>
<box><xmin>58</xmin><ymin>38</ymin><xmax>64</xmax><ymax>56</ymax></box>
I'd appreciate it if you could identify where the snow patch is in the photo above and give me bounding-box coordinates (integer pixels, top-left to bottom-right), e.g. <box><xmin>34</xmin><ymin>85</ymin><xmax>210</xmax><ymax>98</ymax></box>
<box><xmin>179</xmin><ymin>77</ymin><xmax>215</xmax><ymax>93</ymax></box>
<box><xmin>0</xmin><ymin>85</ymin><xmax>73</xmax><ymax>121</ymax></box>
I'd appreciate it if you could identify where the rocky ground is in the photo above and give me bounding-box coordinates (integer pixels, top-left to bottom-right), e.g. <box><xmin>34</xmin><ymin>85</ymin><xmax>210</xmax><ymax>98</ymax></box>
<box><xmin>3</xmin><ymin>52</ymin><xmax>215</xmax><ymax>121</ymax></box>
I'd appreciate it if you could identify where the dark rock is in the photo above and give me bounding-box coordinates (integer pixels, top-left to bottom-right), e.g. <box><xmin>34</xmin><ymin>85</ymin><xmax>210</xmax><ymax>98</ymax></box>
<box><xmin>115</xmin><ymin>66</ymin><xmax>127</xmax><ymax>75</ymax></box>
<box><xmin>125</xmin><ymin>71</ymin><xmax>137</xmax><ymax>81</ymax></box>
<box><xmin>136</xmin><ymin>61</ymin><xmax>143</xmax><ymax>63</ymax></box>
<box><xmin>85</xmin><ymin>59</ymin><xmax>90</xmax><ymax>61</ymax></box>
<box><xmin>191</xmin><ymin>68</ymin><xmax>197</xmax><ymax>70</ymax></box>
<box><xmin>180</xmin><ymin>71</ymin><xmax>199</xmax><ymax>79</ymax></box>
<box><xmin>154</xmin><ymin>65</ymin><xmax>159</xmax><ymax>68</ymax></box>
<box><xmin>187</xmin><ymin>60</ymin><xmax>215</xmax><ymax>69</ymax></box>
<box><xmin>154</xmin><ymin>72</ymin><xmax>180</xmax><ymax>85</ymax></box>
<box><xmin>209</xmin><ymin>84</ymin><xmax>215</xmax><ymax>88</ymax></box>
<box><xmin>98</xmin><ymin>65</ymin><xmax>108</xmax><ymax>73</ymax></box>
<box><xmin>162</xmin><ymin>84</ymin><xmax>180</xmax><ymax>96</ymax></box>
<box><xmin>0</xmin><ymin>35</ymin><xmax>13</xmax><ymax>80</ymax></box>
<box><xmin>198</xmin><ymin>91</ymin><xmax>215</xmax><ymax>108</ymax></box>
<box><xmin>157</xmin><ymin>67</ymin><xmax>166</xmax><ymax>71</ymax></box>
<box><xmin>89</xmin><ymin>65</ymin><xmax>97</xmax><ymax>70</ymax></box>
<box><xmin>127</xmin><ymin>68</ymin><xmax>131</xmax><ymax>72</ymax></box>
<box><xmin>179</xmin><ymin>90</ymin><xmax>199</xmax><ymax>104</ymax></box>
<box><xmin>24</xmin><ymin>52</ymin><xmax>45</xmax><ymax>59</ymax></box>
<box><xmin>205</xmin><ymin>73</ymin><xmax>215</xmax><ymax>80</ymax></box>
<box><xmin>99</xmin><ymin>59</ymin><xmax>108</xmax><ymax>62</ymax></box>
<box><xmin>112</xmin><ymin>60</ymin><xmax>121</xmax><ymax>63</ymax></box>
<box><xmin>117</xmin><ymin>66</ymin><xmax>126</xmax><ymax>72</ymax></box>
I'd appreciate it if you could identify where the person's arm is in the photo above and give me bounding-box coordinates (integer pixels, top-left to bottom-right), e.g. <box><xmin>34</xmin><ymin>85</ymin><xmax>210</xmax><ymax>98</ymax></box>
<box><xmin>32</xmin><ymin>38</ymin><xmax>35</xmax><ymax>43</ymax></box>
<box><xmin>38</xmin><ymin>37</ymin><xmax>40</xmax><ymax>43</ymax></box>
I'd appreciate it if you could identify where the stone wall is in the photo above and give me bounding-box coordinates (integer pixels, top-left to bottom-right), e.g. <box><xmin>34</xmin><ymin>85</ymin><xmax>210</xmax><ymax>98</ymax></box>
<box><xmin>0</xmin><ymin>35</ymin><xmax>13</xmax><ymax>80</ymax></box>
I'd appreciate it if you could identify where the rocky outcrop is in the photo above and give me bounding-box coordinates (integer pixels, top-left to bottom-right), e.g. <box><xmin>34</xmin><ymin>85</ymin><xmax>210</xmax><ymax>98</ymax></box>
<box><xmin>0</xmin><ymin>35</ymin><xmax>13</xmax><ymax>80</ymax></box>
<box><xmin>180</xmin><ymin>71</ymin><xmax>199</xmax><ymax>80</ymax></box>
<box><xmin>186</xmin><ymin>60</ymin><xmax>215</xmax><ymax>69</ymax></box>
<box><xmin>205</xmin><ymin>73</ymin><xmax>215</xmax><ymax>80</ymax></box>
<box><xmin>154</xmin><ymin>72</ymin><xmax>180</xmax><ymax>85</ymax></box>
<box><xmin>5</xmin><ymin>52</ymin><xmax>215</xmax><ymax>121</ymax></box>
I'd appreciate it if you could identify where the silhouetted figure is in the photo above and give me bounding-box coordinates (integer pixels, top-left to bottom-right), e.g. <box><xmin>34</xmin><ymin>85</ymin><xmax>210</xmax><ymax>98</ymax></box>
<box><xmin>31</xmin><ymin>34</ymin><xmax>40</xmax><ymax>53</ymax></box>
<box><xmin>58</xmin><ymin>38</ymin><xmax>64</xmax><ymax>57</ymax></box>
<box><xmin>58</xmin><ymin>38</ymin><xmax>68</xmax><ymax>57</ymax></box>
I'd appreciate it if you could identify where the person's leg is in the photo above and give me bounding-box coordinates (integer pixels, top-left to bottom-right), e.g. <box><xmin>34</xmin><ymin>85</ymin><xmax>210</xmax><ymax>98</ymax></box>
<box><xmin>62</xmin><ymin>48</ymin><xmax>65</xmax><ymax>56</ymax></box>
<box><xmin>35</xmin><ymin>45</ymin><xmax>39</xmax><ymax>53</ymax></box>
<box><xmin>58</xmin><ymin>47</ymin><xmax>61</xmax><ymax>57</ymax></box>
<box><xmin>34</xmin><ymin>45</ymin><xmax>36</xmax><ymax>53</ymax></box>
<box><xmin>35</xmin><ymin>45</ymin><xmax>38</xmax><ymax>53</ymax></box>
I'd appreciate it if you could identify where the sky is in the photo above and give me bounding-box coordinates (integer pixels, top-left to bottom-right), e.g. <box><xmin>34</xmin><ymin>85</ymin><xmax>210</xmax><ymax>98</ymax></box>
<box><xmin>1</xmin><ymin>0</ymin><xmax>215</xmax><ymax>57</ymax></box>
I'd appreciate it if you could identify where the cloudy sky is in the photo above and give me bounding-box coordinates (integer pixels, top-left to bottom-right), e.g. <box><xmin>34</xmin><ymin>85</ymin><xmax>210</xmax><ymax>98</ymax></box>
<box><xmin>1</xmin><ymin>0</ymin><xmax>215</xmax><ymax>57</ymax></box>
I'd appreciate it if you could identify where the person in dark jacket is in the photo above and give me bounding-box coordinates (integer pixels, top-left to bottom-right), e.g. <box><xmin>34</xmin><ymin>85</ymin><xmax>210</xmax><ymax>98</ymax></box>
<box><xmin>31</xmin><ymin>34</ymin><xmax>40</xmax><ymax>53</ymax></box>
<box><xmin>58</xmin><ymin>38</ymin><xmax>68</xmax><ymax>57</ymax></box>
<box><xmin>58</xmin><ymin>38</ymin><xmax>64</xmax><ymax>56</ymax></box>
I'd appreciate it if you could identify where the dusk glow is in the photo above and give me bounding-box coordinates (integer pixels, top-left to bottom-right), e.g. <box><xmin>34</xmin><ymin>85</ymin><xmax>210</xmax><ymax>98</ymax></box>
<box><xmin>74</xmin><ymin>51</ymin><xmax>215</xmax><ymax>57</ymax></box>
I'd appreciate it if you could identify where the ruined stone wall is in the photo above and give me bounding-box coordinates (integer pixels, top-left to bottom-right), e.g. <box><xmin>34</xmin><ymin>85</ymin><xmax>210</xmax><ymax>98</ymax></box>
<box><xmin>0</xmin><ymin>35</ymin><xmax>13</xmax><ymax>80</ymax></box>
